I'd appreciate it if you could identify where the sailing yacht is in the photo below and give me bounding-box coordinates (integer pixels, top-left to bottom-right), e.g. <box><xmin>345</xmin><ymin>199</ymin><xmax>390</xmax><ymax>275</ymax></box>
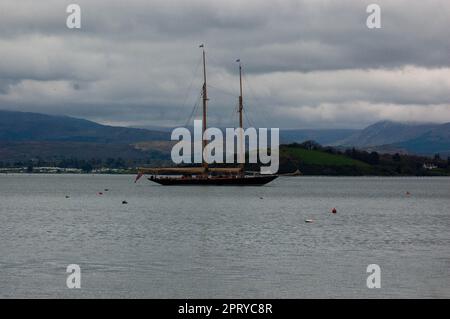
<box><xmin>136</xmin><ymin>45</ymin><xmax>278</xmax><ymax>186</ymax></box>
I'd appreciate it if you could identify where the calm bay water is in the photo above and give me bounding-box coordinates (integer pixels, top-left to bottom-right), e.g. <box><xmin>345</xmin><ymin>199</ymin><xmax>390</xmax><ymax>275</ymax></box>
<box><xmin>0</xmin><ymin>174</ymin><xmax>449</xmax><ymax>298</ymax></box>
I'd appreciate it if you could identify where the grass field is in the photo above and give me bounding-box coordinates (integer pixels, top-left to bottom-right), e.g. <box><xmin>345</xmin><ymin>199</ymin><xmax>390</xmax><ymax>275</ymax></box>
<box><xmin>280</xmin><ymin>146</ymin><xmax>370</xmax><ymax>167</ymax></box>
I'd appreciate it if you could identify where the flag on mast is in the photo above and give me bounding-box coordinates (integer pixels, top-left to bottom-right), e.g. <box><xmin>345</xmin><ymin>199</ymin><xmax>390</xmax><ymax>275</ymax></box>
<box><xmin>134</xmin><ymin>172</ymin><xmax>144</xmax><ymax>183</ymax></box>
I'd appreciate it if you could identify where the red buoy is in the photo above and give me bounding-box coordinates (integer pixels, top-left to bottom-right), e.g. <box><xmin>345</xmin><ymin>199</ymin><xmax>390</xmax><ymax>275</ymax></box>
<box><xmin>331</xmin><ymin>208</ymin><xmax>337</xmax><ymax>214</ymax></box>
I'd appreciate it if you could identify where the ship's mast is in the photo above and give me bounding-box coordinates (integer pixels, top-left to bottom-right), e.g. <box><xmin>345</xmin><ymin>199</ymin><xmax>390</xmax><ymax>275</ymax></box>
<box><xmin>237</xmin><ymin>59</ymin><xmax>244</xmax><ymax>172</ymax></box>
<box><xmin>201</xmin><ymin>44</ymin><xmax>208</xmax><ymax>171</ymax></box>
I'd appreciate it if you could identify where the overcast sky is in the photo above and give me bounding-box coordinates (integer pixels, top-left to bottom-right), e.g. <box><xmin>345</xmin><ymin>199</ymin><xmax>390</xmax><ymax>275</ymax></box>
<box><xmin>0</xmin><ymin>0</ymin><xmax>449</xmax><ymax>129</ymax></box>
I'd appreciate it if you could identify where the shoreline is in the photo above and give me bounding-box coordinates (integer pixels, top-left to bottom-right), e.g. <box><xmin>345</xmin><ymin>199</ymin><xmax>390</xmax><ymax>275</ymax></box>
<box><xmin>1</xmin><ymin>172</ymin><xmax>449</xmax><ymax>178</ymax></box>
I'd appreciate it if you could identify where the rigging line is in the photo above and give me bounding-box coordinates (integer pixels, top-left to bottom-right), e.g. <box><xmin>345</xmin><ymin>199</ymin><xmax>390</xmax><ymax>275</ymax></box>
<box><xmin>246</xmin><ymin>103</ymin><xmax>267</xmax><ymax>128</ymax></box>
<box><xmin>241</xmin><ymin>71</ymin><xmax>263</xmax><ymax>125</ymax></box>
<box><xmin>179</xmin><ymin>55</ymin><xmax>203</xmax><ymax>122</ymax></box>
<box><xmin>239</xmin><ymin>94</ymin><xmax>258</xmax><ymax>128</ymax></box>
<box><xmin>184</xmin><ymin>90</ymin><xmax>202</xmax><ymax>127</ymax></box>
<box><xmin>229</xmin><ymin>102</ymin><xmax>239</xmax><ymax>128</ymax></box>
<box><xmin>208</xmin><ymin>84</ymin><xmax>244</xmax><ymax>127</ymax></box>
<box><xmin>220</xmin><ymin>101</ymin><xmax>237</xmax><ymax>129</ymax></box>
<box><xmin>189</xmin><ymin>91</ymin><xmax>202</xmax><ymax>125</ymax></box>
<box><xmin>242</xmin><ymin>71</ymin><xmax>272</xmax><ymax>128</ymax></box>
<box><xmin>186</xmin><ymin>99</ymin><xmax>200</xmax><ymax>127</ymax></box>
<box><xmin>241</xmin><ymin>71</ymin><xmax>261</xmax><ymax>103</ymax></box>
<box><xmin>220</xmin><ymin>101</ymin><xmax>234</xmax><ymax>129</ymax></box>
<box><xmin>243</xmin><ymin>108</ymin><xmax>256</xmax><ymax>129</ymax></box>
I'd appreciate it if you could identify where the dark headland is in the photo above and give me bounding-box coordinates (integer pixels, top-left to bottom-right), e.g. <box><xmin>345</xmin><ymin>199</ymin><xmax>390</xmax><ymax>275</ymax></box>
<box><xmin>0</xmin><ymin>110</ymin><xmax>449</xmax><ymax>176</ymax></box>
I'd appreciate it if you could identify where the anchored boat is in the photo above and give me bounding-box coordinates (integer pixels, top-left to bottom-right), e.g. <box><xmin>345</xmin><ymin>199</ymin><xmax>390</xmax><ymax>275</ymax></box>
<box><xmin>136</xmin><ymin>45</ymin><xmax>278</xmax><ymax>186</ymax></box>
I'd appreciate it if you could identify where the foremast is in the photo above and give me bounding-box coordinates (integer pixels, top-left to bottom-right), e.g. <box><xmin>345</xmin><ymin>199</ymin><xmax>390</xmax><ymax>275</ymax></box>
<box><xmin>200</xmin><ymin>44</ymin><xmax>208</xmax><ymax>173</ymax></box>
<box><xmin>237</xmin><ymin>59</ymin><xmax>245</xmax><ymax>174</ymax></box>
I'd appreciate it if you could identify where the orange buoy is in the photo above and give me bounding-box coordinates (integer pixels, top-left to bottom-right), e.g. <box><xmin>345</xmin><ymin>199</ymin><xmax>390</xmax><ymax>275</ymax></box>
<box><xmin>331</xmin><ymin>208</ymin><xmax>337</xmax><ymax>214</ymax></box>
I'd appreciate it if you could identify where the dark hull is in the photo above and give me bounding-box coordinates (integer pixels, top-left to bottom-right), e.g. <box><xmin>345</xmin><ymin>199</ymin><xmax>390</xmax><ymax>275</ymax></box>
<box><xmin>149</xmin><ymin>175</ymin><xmax>278</xmax><ymax>186</ymax></box>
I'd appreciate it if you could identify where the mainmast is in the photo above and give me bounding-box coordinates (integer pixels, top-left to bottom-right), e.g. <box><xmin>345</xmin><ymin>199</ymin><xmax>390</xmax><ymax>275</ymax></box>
<box><xmin>237</xmin><ymin>59</ymin><xmax>245</xmax><ymax>172</ymax></box>
<box><xmin>200</xmin><ymin>44</ymin><xmax>208</xmax><ymax>170</ymax></box>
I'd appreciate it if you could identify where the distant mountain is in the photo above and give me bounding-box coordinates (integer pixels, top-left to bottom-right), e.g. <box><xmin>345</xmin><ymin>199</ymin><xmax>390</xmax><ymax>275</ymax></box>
<box><xmin>1</xmin><ymin>110</ymin><xmax>449</xmax><ymax>162</ymax></box>
<box><xmin>337</xmin><ymin>120</ymin><xmax>437</xmax><ymax>147</ymax></box>
<box><xmin>336</xmin><ymin>120</ymin><xmax>450</xmax><ymax>156</ymax></box>
<box><xmin>394</xmin><ymin>123</ymin><xmax>450</xmax><ymax>156</ymax></box>
<box><xmin>0</xmin><ymin>110</ymin><xmax>169</xmax><ymax>143</ymax></box>
<box><xmin>280</xmin><ymin>129</ymin><xmax>358</xmax><ymax>145</ymax></box>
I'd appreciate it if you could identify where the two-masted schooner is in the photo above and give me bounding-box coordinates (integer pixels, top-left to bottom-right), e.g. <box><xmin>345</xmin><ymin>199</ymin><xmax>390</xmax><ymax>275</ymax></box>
<box><xmin>136</xmin><ymin>45</ymin><xmax>278</xmax><ymax>186</ymax></box>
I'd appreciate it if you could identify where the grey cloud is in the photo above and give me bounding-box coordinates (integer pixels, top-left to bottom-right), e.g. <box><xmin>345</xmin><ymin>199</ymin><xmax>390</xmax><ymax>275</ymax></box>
<box><xmin>0</xmin><ymin>0</ymin><xmax>449</xmax><ymax>129</ymax></box>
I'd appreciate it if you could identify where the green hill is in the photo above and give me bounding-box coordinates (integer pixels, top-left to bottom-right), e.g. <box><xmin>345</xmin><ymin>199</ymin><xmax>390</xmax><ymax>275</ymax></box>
<box><xmin>278</xmin><ymin>143</ymin><xmax>371</xmax><ymax>175</ymax></box>
<box><xmin>280</xmin><ymin>146</ymin><xmax>369</xmax><ymax>167</ymax></box>
<box><xmin>276</xmin><ymin>142</ymin><xmax>450</xmax><ymax>176</ymax></box>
